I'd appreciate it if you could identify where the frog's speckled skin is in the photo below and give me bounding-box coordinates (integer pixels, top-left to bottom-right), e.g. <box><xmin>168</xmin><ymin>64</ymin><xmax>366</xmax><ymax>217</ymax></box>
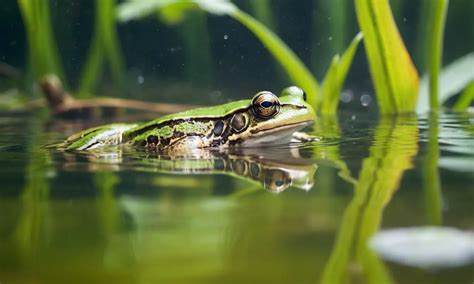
<box><xmin>59</xmin><ymin>86</ymin><xmax>316</xmax><ymax>152</ymax></box>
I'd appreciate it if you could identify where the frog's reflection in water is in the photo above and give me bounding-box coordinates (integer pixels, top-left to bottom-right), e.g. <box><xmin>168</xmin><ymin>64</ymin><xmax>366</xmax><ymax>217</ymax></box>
<box><xmin>55</xmin><ymin>146</ymin><xmax>317</xmax><ymax>193</ymax></box>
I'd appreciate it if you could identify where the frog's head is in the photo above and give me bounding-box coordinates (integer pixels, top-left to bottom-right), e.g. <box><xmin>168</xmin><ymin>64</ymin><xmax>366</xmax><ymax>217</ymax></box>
<box><xmin>228</xmin><ymin>86</ymin><xmax>316</xmax><ymax>146</ymax></box>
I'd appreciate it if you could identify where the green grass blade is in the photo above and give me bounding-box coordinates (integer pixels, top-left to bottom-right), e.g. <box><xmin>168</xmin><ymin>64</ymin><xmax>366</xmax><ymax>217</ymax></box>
<box><xmin>117</xmin><ymin>0</ymin><xmax>319</xmax><ymax>107</ymax></box>
<box><xmin>248</xmin><ymin>0</ymin><xmax>274</xmax><ymax>28</ymax></box>
<box><xmin>77</xmin><ymin>33</ymin><xmax>104</xmax><ymax>98</ymax></box>
<box><xmin>355</xmin><ymin>0</ymin><xmax>420</xmax><ymax>113</ymax></box>
<box><xmin>78</xmin><ymin>0</ymin><xmax>106</xmax><ymax>98</ymax></box>
<box><xmin>231</xmin><ymin>9</ymin><xmax>319</xmax><ymax>108</ymax></box>
<box><xmin>428</xmin><ymin>0</ymin><xmax>450</xmax><ymax>111</ymax></box>
<box><xmin>79</xmin><ymin>0</ymin><xmax>124</xmax><ymax>98</ymax></box>
<box><xmin>417</xmin><ymin>53</ymin><xmax>474</xmax><ymax>112</ymax></box>
<box><xmin>320</xmin><ymin>32</ymin><xmax>363</xmax><ymax>114</ymax></box>
<box><xmin>320</xmin><ymin>56</ymin><xmax>340</xmax><ymax>114</ymax></box>
<box><xmin>18</xmin><ymin>0</ymin><xmax>64</xmax><ymax>86</ymax></box>
<box><xmin>453</xmin><ymin>81</ymin><xmax>474</xmax><ymax>111</ymax></box>
<box><xmin>102</xmin><ymin>0</ymin><xmax>125</xmax><ymax>89</ymax></box>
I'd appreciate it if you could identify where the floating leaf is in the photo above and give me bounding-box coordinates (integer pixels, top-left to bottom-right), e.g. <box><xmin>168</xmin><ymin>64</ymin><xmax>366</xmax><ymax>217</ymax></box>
<box><xmin>370</xmin><ymin>227</ymin><xmax>474</xmax><ymax>268</ymax></box>
<box><xmin>355</xmin><ymin>0</ymin><xmax>420</xmax><ymax>113</ymax></box>
<box><xmin>320</xmin><ymin>32</ymin><xmax>363</xmax><ymax>114</ymax></box>
<box><xmin>417</xmin><ymin>53</ymin><xmax>474</xmax><ymax>113</ymax></box>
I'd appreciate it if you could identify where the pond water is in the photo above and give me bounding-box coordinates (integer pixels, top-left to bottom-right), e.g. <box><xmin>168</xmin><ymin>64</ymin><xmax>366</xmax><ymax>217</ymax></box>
<box><xmin>0</xmin><ymin>110</ymin><xmax>472</xmax><ymax>284</ymax></box>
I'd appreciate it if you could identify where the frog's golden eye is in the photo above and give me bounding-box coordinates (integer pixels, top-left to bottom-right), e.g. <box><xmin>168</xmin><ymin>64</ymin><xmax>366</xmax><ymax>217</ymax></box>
<box><xmin>251</xmin><ymin>91</ymin><xmax>280</xmax><ymax>119</ymax></box>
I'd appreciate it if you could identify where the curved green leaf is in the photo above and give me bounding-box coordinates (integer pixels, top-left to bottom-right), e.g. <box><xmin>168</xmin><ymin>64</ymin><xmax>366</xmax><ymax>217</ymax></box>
<box><xmin>117</xmin><ymin>0</ymin><xmax>319</xmax><ymax>107</ymax></box>
<box><xmin>230</xmin><ymin>9</ymin><xmax>319</xmax><ymax>107</ymax></box>
<box><xmin>418</xmin><ymin>53</ymin><xmax>474</xmax><ymax>113</ymax></box>
<box><xmin>321</xmin><ymin>32</ymin><xmax>363</xmax><ymax>114</ymax></box>
<box><xmin>355</xmin><ymin>0</ymin><xmax>420</xmax><ymax>113</ymax></box>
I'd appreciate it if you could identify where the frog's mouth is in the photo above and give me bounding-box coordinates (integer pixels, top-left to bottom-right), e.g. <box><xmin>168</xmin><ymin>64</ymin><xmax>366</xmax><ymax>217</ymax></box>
<box><xmin>241</xmin><ymin>120</ymin><xmax>313</xmax><ymax>146</ymax></box>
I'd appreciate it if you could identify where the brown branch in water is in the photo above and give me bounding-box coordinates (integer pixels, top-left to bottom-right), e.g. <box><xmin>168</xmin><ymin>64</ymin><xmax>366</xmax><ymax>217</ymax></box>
<box><xmin>39</xmin><ymin>74</ymin><xmax>196</xmax><ymax>116</ymax></box>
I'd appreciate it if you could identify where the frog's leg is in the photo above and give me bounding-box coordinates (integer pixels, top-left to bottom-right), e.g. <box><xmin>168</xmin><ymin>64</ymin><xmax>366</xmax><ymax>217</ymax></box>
<box><xmin>59</xmin><ymin>123</ymin><xmax>138</xmax><ymax>151</ymax></box>
<box><xmin>291</xmin><ymin>132</ymin><xmax>320</xmax><ymax>143</ymax></box>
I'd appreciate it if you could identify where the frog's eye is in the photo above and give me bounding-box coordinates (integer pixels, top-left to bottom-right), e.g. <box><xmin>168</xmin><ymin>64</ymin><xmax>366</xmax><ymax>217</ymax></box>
<box><xmin>251</xmin><ymin>91</ymin><xmax>280</xmax><ymax>119</ymax></box>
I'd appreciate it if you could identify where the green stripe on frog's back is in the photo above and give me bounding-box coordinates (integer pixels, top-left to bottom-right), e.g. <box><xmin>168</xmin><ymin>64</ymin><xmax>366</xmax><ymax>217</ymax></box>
<box><xmin>123</xmin><ymin>99</ymin><xmax>251</xmax><ymax>142</ymax></box>
<box><xmin>64</xmin><ymin>123</ymin><xmax>138</xmax><ymax>150</ymax></box>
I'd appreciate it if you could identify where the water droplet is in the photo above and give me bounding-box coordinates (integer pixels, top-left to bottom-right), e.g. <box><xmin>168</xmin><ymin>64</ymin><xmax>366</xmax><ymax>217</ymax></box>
<box><xmin>340</xmin><ymin>90</ymin><xmax>354</xmax><ymax>103</ymax></box>
<box><xmin>328</xmin><ymin>36</ymin><xmax>333</xmax><ymax>41</ymax></box>
<box><xmin>351</xmin><ymin>115</ymin><xmax>356</xmax><ymax>120</ymax></box>
<box><xmin>138</xmin><ymin>75</ymin><xmax>144</xmax><ymax>84</ymax></box>
<box><xmin>223</xmin><ymin>34</ymin><xmax>229</xmax><ymax>40</ymax></box>
<box><xmin>361</xmin><ymin>94</ymin><xmax>372</xmax><ymax>106</ymax></box>
<box><xmin>403</xmin><ymin>17</ymin><xmax>407</xmax><ymax>22</ymax></box>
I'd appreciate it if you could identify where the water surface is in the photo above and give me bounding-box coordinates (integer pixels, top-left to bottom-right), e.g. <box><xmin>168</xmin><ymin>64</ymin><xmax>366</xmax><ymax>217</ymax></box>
<box><xmin>0</xmin><ymin>111</ymin><xmax>473</xmax><ymax>284</ymax></box>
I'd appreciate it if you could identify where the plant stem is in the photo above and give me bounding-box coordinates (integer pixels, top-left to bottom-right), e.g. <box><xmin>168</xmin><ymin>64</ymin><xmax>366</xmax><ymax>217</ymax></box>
<box><xmin>428</xmin><ymin>0</ymin><xmax>449</xmax><ymax>111</ymax></box>
<box><xmin>452</xmin><ymin>81</ymin><xmax>474</xmax><ymax>111</ymax></box>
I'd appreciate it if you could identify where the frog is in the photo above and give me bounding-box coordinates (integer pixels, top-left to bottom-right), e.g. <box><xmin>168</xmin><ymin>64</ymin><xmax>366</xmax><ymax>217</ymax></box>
<box><xmin>58</xmin><ymin>86</ymin><xmax>317</xmax><ymax>153</ymax></box>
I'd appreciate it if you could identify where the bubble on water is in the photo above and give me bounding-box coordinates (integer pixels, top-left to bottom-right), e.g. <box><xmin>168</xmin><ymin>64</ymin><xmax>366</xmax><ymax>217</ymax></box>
<box><xmin>340</xmin><ymin>90</ymin><xmax>354</xmax><ymax>103</ymax></box>
<box><xmin>351</xmin><ymin>115</ymin><xmax>356</xmax><ymax>120</ymax></box>
<box><xmin>403</xmin><ymin>17</ymin><xmax>407</xmax><ymax>22</ymax></box>
<box><xmin>137</xmin><ymin>75</ymin><xmax>144</xmax><ymax>84</ymax></box>
<box><xmin>223</xmin><ymin>34</ymin><xmax>229</xmax><ymax>40</ymax></box>
<box><xmin>360</xmin><ymin>94</ymin><xmax>372</xmax><ymax>106</ymax></box>
<box><xmin>328</xmin><ymin>36</ymin><xmax>333</xmax><ymax>41</ymax></box>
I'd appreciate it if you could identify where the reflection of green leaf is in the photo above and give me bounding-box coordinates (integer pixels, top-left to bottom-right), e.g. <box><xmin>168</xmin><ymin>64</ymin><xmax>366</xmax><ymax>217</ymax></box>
<box><xmin>312</xmin><ymin>116</ymin><xmax>357</xmax><ymax>185</ymax></box>
<box><xmin>320</xmin><ymin>33</ymin><xmax>363</xmax><ymax>114</ymax></box>
<box><xmin>355</xmin><ymin>0</ymin><xmax>420</xmax><ymax>113</ymax></box>
<box><xmin>418</xmin><ymin>53</ymin><xmax>474</xmax><ymax>113</ymax></box>
<box><xmin>422</xmin><ymin>114</ymin><xmax>442</xmax><ymax>225</ymax></box>
<box><xmin>321</xmin><ymin>117</ymin><xmax>418</xmax><ymax>284</ymax></box>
